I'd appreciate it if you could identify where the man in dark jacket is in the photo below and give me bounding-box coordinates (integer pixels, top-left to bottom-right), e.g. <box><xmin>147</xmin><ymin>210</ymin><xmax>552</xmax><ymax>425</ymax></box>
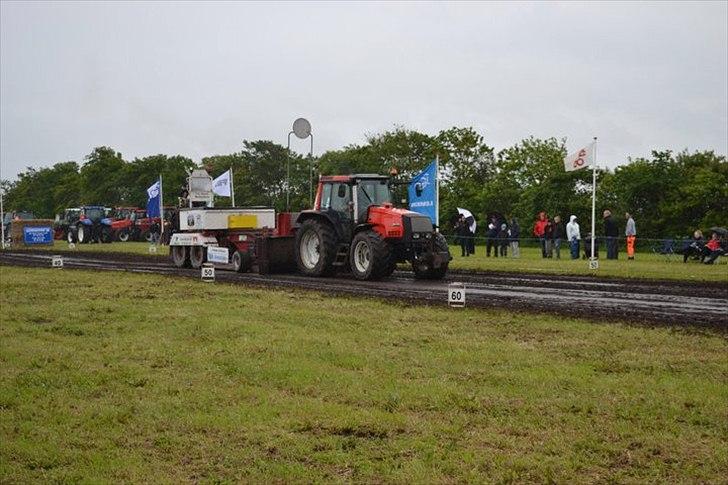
<box><xmin>603</xmin><ymin>209</ymin><xmax>619</xmax><ymax>259</ymax></box>
<box><xmin>486</xmin><ymin>217</ymin><xmax>499</xmax><ymax>257</ymax></box>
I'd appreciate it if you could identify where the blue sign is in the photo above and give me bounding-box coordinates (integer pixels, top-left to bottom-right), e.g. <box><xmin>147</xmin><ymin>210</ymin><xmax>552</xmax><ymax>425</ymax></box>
<box><xmin>23</xmin><ymin>226</ymin><xmax>53</xmax><ymax>244</ymax></box>
<box><xmin>408</xmin><ymin>160</ymin><xmax>437</xmax><ymax>224</ymax></box>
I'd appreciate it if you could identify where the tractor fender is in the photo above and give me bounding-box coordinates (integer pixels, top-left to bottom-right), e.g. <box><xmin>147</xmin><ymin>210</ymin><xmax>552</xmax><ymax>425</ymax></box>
<box><xmin>100</xmin><ymin>218</ymin><xmax>112</xmax><ymax>226</ymax></box>
<box><xmin>80</xmin><ymin>219</ymin><xmax>93</xmax><ymax>226</ymax></box>
<box><xmin>294</xmin><ymin>211</ymin><xmax>344</xmax><ymax>241</ymax></box>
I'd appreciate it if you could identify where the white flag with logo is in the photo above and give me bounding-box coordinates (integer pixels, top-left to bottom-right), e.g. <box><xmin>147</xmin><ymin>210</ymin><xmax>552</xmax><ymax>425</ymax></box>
<box><xmin>212</xmin><ymin>169</ymin><xmax>232</xmax><ymax>197</ymax></box>
<box><xmin>564</xmin><ymin>142</ymin><xmax>595</xmax><ymax>172</ymax></box>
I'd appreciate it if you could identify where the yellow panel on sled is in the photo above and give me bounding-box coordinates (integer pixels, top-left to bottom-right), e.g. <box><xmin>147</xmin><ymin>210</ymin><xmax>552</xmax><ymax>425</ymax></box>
<box><xmin>228</xmin><ymin>214</ymin><xmax>258</xmax><ymax>229</ymax></box>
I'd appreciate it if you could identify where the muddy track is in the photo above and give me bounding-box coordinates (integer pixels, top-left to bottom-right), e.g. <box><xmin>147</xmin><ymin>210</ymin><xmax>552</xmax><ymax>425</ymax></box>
<box><xmin>1</xmin><ymin>250</ymin><xmax>726</xmax><ymax>331</ymax></box>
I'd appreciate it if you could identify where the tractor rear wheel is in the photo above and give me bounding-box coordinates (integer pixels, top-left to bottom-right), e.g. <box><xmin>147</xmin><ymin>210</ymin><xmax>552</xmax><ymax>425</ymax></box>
<box><xmin>413</xmin><ymin>233</ymin><xmax>450</xmax><ymax>280</ymax></box>
<box><xmin>171</xmin><ymin>246</ymin><xmax>190</xmax><ymax>268</ymax></box>
<box><xmin>100</xmin><ymin>227</ymin><xmax>113</xmax><ymax>243</ymax></box>
<box><xmin>232</xmin><ymin>250</ymin><xmax>252</xmax><ymax>273</ymax></box>
<box><xmin>189</xmin><ymin>246</ymin><xmax>206</xmax><ymax>269</ymax></box>
<box><xmin>67</xmin><ymin>227</ymin><xmax>77</xmax><ymax>244</ymax></box>
<box><xmin>349</xmin><ymin>230</ymin><xmax>394</xmax><ymax>280</ymax></box>
<box><xmin>295</xmin><ymin>219</ymin><xmax>337</xmax><ymax>277</ymax></box>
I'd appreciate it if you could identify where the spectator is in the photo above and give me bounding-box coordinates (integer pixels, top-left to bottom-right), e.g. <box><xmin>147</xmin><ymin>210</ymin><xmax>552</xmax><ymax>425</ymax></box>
<box><xmin>509</xmin><ymin>217</ymin><xmax>521</xmax><ymax>258</ymax></box>
<box><xmin>467</xmin><ymin>221</ymin><xmax>476</xmax><ymax>256</ymax></box>
<box><xmin>456</xmin><ymin>215</ymin><xmax>469</xmax><ymax>257</ymax></box>
<box><xmin>703</xmin><ymin>233</ymin><xmax>725</xmax><ymax>265</ymax></box>
<box><xmin>552</xmin><ymin>215</ymin><xmax>564</xmax><ymax>259</ymax></box>
<box><xmin>544</xmin><ymin>217</ymin><xmax>554</xmax><ymax>258</ymax></box>
<box><xmin>603</xmin><ymin>209</ymin><xmax>619</xmax><ymax>259</ymax></box>
<box><xmin>498</xmin><ymin>223</ymin><xmax>509</xmax><ymax>257</ymax></box>
<box><xmin>486</xmin><ymin>218</ymin><xmax>499</xmax><ymax>257</ymax></box>
<box><xmin>682</xmin><ymin>230</ymin><xmax>704</xmax><ymax>263</ymax></box>
<box><xmin>566</xmin><ymin>215</ymin><xmax>581</xmax><ymax>259</ymax></box>
<box><xmin>533</xmin><ymin>211</ymin><xmax>548</xmax><ymax>258</ymax></box>
<box><xmin>584</xmin><ymin>233</ymin><xmax>599</xmax><ymax>259</ymax></box>
<box><xmin>625</xmin><ymin>212</ymin><xmax>637</xmax><ymax>260</ymax></box>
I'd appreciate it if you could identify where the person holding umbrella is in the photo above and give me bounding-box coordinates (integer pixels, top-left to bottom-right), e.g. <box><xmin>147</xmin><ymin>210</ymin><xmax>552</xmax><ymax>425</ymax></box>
<box><xmin>457</xmin><ymin>208</ymin><xmax>477</xmax><ymax>256</ymax></box>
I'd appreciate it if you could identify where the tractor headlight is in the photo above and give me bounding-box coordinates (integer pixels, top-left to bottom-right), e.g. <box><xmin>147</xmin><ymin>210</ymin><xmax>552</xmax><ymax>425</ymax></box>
<box><xmin>413</xmin><ymin>233</ymin><xmax>420</xmax><ymax>239</ymax></box>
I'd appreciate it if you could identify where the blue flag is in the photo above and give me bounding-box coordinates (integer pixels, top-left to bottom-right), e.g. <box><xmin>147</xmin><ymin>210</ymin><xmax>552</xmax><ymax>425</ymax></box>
<box><xmin>146</xmin><ymin>179</ymin><xmax>161</xmax><ymax>218</ymax></box>
<box><xmin>408</xmin><ymin>160</ymin><xmax>437</xmax><ymax>224</ymax></box>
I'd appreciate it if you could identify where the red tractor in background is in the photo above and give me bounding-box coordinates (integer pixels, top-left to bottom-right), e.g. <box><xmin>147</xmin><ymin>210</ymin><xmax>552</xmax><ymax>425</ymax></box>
<box><xmin>294</xmin><ymin>174</ymin><xmax>450</xmax><ymax>280</ymax></box>
<box><xmin>108</xmin><ymin>207</ymin><xmax>145</xmax><ymax>242</ymax></box>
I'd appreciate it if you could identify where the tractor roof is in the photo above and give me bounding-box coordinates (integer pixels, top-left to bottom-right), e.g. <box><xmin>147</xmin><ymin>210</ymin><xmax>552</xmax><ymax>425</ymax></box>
<box><xmin>319</xmin><ymin>174</ymin><xmax>389</xmax><ymax>183</ymax></box>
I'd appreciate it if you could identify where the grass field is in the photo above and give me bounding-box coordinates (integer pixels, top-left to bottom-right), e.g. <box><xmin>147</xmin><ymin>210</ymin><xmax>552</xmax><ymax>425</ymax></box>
<box><xmin>13</xmin><ymin>239</ymin><xmax>727</xmax><ymax>282</ymax></box>
<box><xmin>1</xmin><ymin>266</ymin><xmax>726</xmax><ymax>482</ymax></box>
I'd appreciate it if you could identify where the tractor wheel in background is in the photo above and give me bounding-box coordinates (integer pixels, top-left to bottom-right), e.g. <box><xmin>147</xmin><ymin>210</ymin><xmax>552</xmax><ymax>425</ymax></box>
<box><xmin>349</xmin><ymin>230</ymin><xmax>393</xmax><ymax>280</ymax></box>
<box><xmin>117</xmin><ymin>229</ymin><xmax>130</xmax><ymax>242</ymax></box>
<box><xmin>100</xmin><ymin>227</ymin><xmax>113</xmax><ymax>244</ymax></box>
<box><xmin>295</xmin><ymin>219</ymin><xmax>338</xmax><ymax>277</ymax></box>
<box><xmin>413</xmin><ymin>233</ymin><xmax>450</xmax><ymax>280</ymax></box>
<box><xmin>67</xmin><ymin>227</ymin><xmax>77</xmax><ymax>244</ymax></box>
<box><xmin>171</xmin><ymin>246</ymin><xmax>190</xmax><ymax>268</ymax></box>
<box><xmin>189</xmin><ymin>246</ymin><xmax>206</xmax><ymax>269</ymax></box>
<box><xmin>142</xmin><ymin>231</ymin><xmax>154</xmax><ymax>243</ymax></box>
<box><xmin>231</xmin><ymin>250</ymin><xmax>253</xmax><ymax>273</ymax></box>
<box><xmin>77</xmin><ymin>225</ymin><xmax>90</xmax><ymax>244</ymax></box>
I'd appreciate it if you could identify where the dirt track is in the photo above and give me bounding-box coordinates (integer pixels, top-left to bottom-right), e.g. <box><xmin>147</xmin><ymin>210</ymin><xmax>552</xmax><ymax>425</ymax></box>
<box><xmin>1</xmin><ymin>250</ymin><xmax>726</xmax><ymax>331</ymax></box>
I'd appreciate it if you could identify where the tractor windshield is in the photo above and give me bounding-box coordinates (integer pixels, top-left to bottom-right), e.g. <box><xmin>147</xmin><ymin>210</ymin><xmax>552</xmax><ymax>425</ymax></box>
<box><xmin>356</xmin><ymin>179</ymin><xmax>391</xmax><ymax>219</ymax></box>
<box><xmin>84</xmin><ymin>208</ymin><xmax>105</xmax><ymax>221</ymax></box>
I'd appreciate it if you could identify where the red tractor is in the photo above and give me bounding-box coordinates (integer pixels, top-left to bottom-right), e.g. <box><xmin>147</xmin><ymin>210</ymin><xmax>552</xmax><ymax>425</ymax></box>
<box><xmin>109</xmin><ymin>207</ymin><xmax>145</xmax><ymax>242</ymax></box>
<box><xmin>294</xmin><ymin>174</ymin><xmax>450</xmax><ymax>280</ymax></box>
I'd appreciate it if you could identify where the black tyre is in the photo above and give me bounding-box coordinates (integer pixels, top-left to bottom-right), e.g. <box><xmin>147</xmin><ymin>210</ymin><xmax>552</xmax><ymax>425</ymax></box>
<box><xmin>295</xmin><ymin>219</ymin><xmax>338</xmax><ymax>277</ymax></box>
<box><xmin>117</xmin><ymin>229</ymin><xmax>130</xmax><ymax>242</ymax></box>
<box><xmin>77</xmin><ymin>224</ymin><xmax>91</xmax><ymax>244</ymax></box>
<box><xmin>67</xmin><ymin>227</ymin><xmax>77</xmax><ymax>244</ymax></box>
<box><xmin>143</xmin><ymin>231</ymin><xmax>154</xmax><ymax>243</ymax></box>
<box><xmin>231</xmin><ymin>250</ymin><xmax>253</xmax><ymax>273</ymax></box>
<box><xmin>413</xmin><ymin>233</ymin><xmax>450</xmax><ymax>280</ymax></box>
<box><xmin>171</xmin><ymin>246</ymin><xmax>190</xmax><ymax>268</ymax></box>
<box><xmin>100</xmin><ymin>226</ymin><xmax>113</xmax><ymax>244</ymax></box>
<box><xmin>349</xmin><ymin>230</ymin><xmax>394</xmax><ymax>280</ymax></box>
<box><xmin>189</xmin><ymin>246</ymin><xmax>206</xmax><ymax>269</ymax></box>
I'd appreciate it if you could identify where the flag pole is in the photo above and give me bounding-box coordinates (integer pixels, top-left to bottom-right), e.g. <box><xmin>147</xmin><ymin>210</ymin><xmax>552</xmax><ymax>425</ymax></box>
<box><xmin>590</xmin><ymin>137</ymin><xmax>597</xmax><ymax>262</ymax></box>
<box><xmin>0</xmin><ymin>187</ymin><xmax>5</xmax><ymax>248</ymax></box>
<box><xmin>230</xmin><ymin>167</ymin><xmax>235</xmax><ymax>207</ymax></box>
<box><xmin>158</xmin><ymin>174</ymin><xmax>163</xmax><ymax>245</ymax></box>
<box><xmin>435</xmin><ymin>154</ymin><xmax>440</xmax><ymax>232</ymax></box>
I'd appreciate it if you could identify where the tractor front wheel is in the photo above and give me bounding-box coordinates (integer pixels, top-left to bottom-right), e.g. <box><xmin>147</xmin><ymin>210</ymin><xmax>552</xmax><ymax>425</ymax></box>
<box><xmin>77</xmin><ymin>225</ymin><xmax>90</xmax><ymax>244</ymax></box>
<box><xmin>349</xmin><ymin>230</ymin><xmax>394</xmax><ymax>280</ymax></box>
<box><xmin>295</xmin><ymin>219</ymin><xmax>337</xmax><ymax>277</ymax></box>
<box><xmin>117</xmin><ymin>229</ymin><xmax>130</xmax><ymax>242</ymax></box>
<box><xmin>171</xmin><ymin>246</ymin><xmax>190</xmax><ymax>268</ymax></box>
<box><xmin>189</xmin><ymin>246</ymin><xmax>206</xmax><ymax>269</ymax></box>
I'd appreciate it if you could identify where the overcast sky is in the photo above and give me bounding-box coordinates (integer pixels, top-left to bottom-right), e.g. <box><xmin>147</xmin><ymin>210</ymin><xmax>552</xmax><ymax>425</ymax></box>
<box><xmin>1</xmin><ymin>1</ymin><xmax>726</xmax><ymax>180</ymax></box>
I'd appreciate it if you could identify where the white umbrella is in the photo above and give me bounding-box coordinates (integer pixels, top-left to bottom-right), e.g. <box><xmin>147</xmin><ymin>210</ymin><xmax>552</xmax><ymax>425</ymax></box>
<box><xmin>456</xmin><ymin>207</ymin><xmax>477</xmax><ymax>233</ymax></box>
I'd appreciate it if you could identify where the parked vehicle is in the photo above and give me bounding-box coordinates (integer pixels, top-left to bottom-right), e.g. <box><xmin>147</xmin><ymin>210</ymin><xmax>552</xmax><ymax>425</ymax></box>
<box><xmin>169</xmin><ymin>170</ymin><xmax>450</xmax><ymax>280</ymax></box>
<box><xmin>3</xmin><ymin>211</ymin><xmax>35</xmax><ymax>243</ymax></box>
<box><xmin>54</xmin><ymin>208</ymin><xmax>81</xmax><ymax>240</ymax></box>
<box><xmin>109</xmin><ymin>207</ymin><xmax>146</xmax><ymax>242</ymax></box>
<box><xmin>66</xmin><ymin>206</ymin><xmax>113</xmax><ymax>244</ymax></box>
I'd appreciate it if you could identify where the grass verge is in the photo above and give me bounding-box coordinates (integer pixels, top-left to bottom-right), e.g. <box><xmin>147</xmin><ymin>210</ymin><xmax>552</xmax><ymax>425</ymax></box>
<box><xmin>1</xmin><ymin>266</ymin><xmax>726</xmax><ymax>482</ymax></box>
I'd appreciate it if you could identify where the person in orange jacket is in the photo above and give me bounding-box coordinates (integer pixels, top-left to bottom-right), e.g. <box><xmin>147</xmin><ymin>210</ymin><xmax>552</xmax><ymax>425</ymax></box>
<box><xmin>625</xmin><ymin>212</ymin><xmax>636</xmax><ymax>260</ymax></box>
<box><xmin>533</xmin><ymin>211</ymin><xmax>548</xmax><ymax>258</ymax></box>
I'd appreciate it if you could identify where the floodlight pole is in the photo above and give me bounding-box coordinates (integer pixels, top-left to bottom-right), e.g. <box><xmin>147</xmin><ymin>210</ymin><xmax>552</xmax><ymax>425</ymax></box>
<box><xmin>286</xmin><ymin>130</ymin><xmax>294</xmax><ymax>211</ymax></box>
<box><xmin>309</xmin><ymin>133</ymin><xmax>314</xmax><ymax>206</ymax></box>
<box><xmin>0</xmin><ymin>188</ymin><xmax>5</xmax><ymax>248</ymax></box>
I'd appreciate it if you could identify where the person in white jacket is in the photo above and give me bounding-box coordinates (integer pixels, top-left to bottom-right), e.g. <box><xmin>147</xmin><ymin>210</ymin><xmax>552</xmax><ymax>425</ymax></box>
<box><xmin>566</xmin><ymin>215</ymin><xmax>581</xmax><ymax>259</ymax></box>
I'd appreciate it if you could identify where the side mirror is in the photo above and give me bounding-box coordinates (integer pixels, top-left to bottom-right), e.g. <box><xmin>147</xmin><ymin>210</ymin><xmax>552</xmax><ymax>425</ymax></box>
<box><xmin>337</xmin><ymin>185</ymin><xmax>347</xmax><ymax>198</ymax></box>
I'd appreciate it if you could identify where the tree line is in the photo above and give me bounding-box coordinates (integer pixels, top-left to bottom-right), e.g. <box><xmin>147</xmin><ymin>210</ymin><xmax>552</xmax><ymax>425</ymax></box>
<box><xmin>2</xmin><ymin>127</ymin><xmax>726</xmax><ymax>238</ymax></box>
